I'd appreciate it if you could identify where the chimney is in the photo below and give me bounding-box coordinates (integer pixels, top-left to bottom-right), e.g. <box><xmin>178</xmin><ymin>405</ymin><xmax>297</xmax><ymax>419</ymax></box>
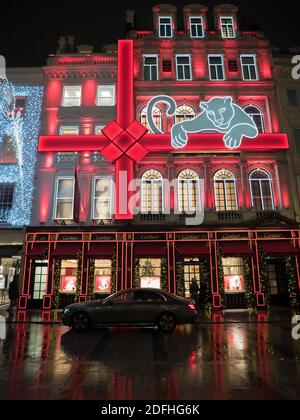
<box><xmin>126</xmin><ymin>10</ymin><xmax>136</xmax><ymax>34</ymax></box>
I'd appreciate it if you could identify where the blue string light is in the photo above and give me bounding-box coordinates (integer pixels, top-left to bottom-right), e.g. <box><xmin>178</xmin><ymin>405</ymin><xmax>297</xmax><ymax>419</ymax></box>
<box><xmin>0</xmin><ymin>85</ymin><xmax>43</xmax><ymax>226</ymax></box>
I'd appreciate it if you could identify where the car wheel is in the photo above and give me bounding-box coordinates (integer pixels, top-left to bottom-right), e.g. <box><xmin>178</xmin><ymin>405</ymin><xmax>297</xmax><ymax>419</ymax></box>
<box><xmin>71</xmin><ymin>312</ymin><xmax>91</xmax><ymax>332</ymax></box>
<box><xmin>157</xmin><ymin>313</ymin><xmax>176</xmax><ymax>333</ymax></box>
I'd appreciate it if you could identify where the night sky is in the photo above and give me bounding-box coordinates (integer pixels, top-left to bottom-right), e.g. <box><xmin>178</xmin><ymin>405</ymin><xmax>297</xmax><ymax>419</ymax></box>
<box><xmin>0</xmin><ymin>0</ymin><xmax>298</xmax><ymax>68</ymax></box>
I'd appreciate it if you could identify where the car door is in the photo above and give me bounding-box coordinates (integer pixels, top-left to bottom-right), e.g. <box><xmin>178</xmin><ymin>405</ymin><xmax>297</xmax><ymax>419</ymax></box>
<box><xmin>94</xmin><ymin>291</ymin><xmax>135</xmax><ymax>325</ymax></box>
<box><xmin>130</xmin><ymin>291</ymin><xmax>167</xmax><ymax>324</ymax></box>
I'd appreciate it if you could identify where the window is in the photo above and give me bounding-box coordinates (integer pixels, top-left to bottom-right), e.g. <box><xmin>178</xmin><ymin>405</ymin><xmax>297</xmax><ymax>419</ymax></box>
<box><xmin>208</xmin><ymin>55</ymin><xmax>225</xmax><ymax>80</ymax></box>
<box><xmin>175</xmin><ymin>105</ymin><xmax>195</xmax><ymax>124</ymax></box>
<box><xmin>139</xmin><ymin>258</ymin><xmax>162</xmax><ymax>289</ymax></box>
<box><xmin>95</xmin><ymin>125</ymin><xmax>105</xmax><ymax>135</ymax></box>
<box><xmin>97</xmin><ymin>85</ymin><xmax>116</xmax><ymax>106</ymax></box>
<box><xmin>62</xmin><ymin>86</ymin><xmax>82</xmax><ymax>107</ymax></box>
<box><xmin>141</xmin><ymin>170</ymin><xmax>163</xmax><ymax>213</ymax></box>
<box><xmin>267</xmin><ymin>264</ymin><xmax>279</xmax><ymax>295</ymax></box>
<box><xmin>0</xmin><ymin>136</ymin><xmax>17</xmax><ymax>164</ymax></box>
<box><xmin>162</xmin><ymin>60</ymin><xmax>172</xmax><ymax>73</ymax></box>
<box><xmin>59</xmin><ymin>126</ymin><xmax>79</xmax><ymax>136</ymax></box>
<box><xmin>244</xmin><ymin>105</ymin><xmax>265</xmax><ymax>133</ymax></box>
<box><xmin>287</xmin><ymin>89</ymin><xmax>298</xmax><ymax>106</ymax></box>
<box><xmin>241</xmin><ymin>55</ymin><xmax>258</xmax><ymax>81</ymax></box>
<box><xmin>159</xmin><ymin>16</ymin><xmax>173</xmax><ymax>38</ymax></box>
<box><xmin>222</xmin><ymin>258</ymin><xmax>245</xmax><ymax>293</ymax></box>
<box><xmin>0</xmin><ymin>184</ymin><xmax>14</xmax><ymax>222</ymax></box>
<box><xmin>249</xmin><ymin>169</ymin><xmax>274</xmax><ymax>211</ymax></box>
<box><xmin>54</xmin><ymin>178</ymin><xmax>75</xmax><ymax>220</ymax></box>
<box><xmin>14</xmin><ymin>97</ymin><xmax>26</xmax><ymax>117</ymax></box>
<box><xmin>60</xmin><ymin>260</ymin><xmax>78</xmax><ymax>294</ymax></box>
<box><xmin>93</xmin><ymin>178</ymin><xmax>112</xmax><ymax>220</ymax></box>
<box><xmin>294</xmin><ymin>129</ymin><xmax>300</xmax><ymax>153</ymax></box>
<box><xmin>214</xmin><ymin>170</ymin><xmax>238</xmax><ymax>211</ymax></box>
<box><xmin>176</xmin><ymin>55</ymin><xmax>192</xmax><ymax>81</ymax></box>
<box><xmin>189</xmin><ymin>16</ymin><xmax>204</xmax><ymax>38</ymax></box>
<box><xmin>133</xmin><ymin>290</ymin><xmax>165</xmax><ymax>302</ymax></box>
<box><xmin>220</xmin><ymin>17</ymin><xmax>235</xmax><ymax>38</ymax></box>
<box><xmin>33</xmin><ymin>261</ymin><xmax>48</xmax><ymax>300</ymax></box>
<box><xmin>184</xmin><ymin>258</ymin><xmax>200</xmax><ymax>298</ymax></box>
<box><xmin>178</xmin><ymin>169</ymin><xmax>200</xmax><ymax>213</ymax></box>
<box><xmin>143</xmin><ymin>55</ymin><xmax>158</xmax><ymax>81</ymax></box>
<box><xmin>140</xmin><ymin>106</ymin><xmax>162</xmax><ymax>133</ymax></box>
<box><xmin>94</xmin><ymin>259</ymin><xmax>112</xmax><ymax>294</ymax></box>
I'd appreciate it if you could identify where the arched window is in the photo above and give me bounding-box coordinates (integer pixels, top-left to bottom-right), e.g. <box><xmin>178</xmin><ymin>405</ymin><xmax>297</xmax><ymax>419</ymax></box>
<box><xmin>175</xmin><ymin>105</ymin><xmax>195</xmax><ymax>124</ymax></box>
<box><xmin>244</xmin><ymin>105</ymin><xmax>265</xmax><ymax>133</ymax></box>
<box><xmin>141</xmin><ymin>170</ymin><xmax>164</xmax><ymax>213</ymax></box>
<box><xmin>249</xmin><ymin>169</ymin><xmax>274</xmax><ymax>211</ymax></box>
<box><xmin>140</xmin><ymin>106</ymin><xmax>162</xmax><ymax>133</ymax></box>
<box><xmin>214</xmin><ymin>170</ymin><xmax>238</xmax><ymax>212</ymax></box>
<box><xmin>178</xmin><ymin>169</ymin><xmax>200</xmax><ymax>213</ymax></box>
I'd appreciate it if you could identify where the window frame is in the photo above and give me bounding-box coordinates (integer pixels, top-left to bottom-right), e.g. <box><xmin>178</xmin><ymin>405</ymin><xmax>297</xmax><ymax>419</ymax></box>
<box><xmin>59</xmin><ymin>126</ymin><xmax>80</xmax><ymax>136</ymax></box>
<box><xmin>54</xmin><ymin>177</ymin><xmax>75</xmax><ymax>221</ymax></box>
<box><xmin>220</xmin><ymin>16</ymin><xmax>236</xmax><ymax>39</ymax></box>
<box><xmin>214</xmin><ymin>170</ymin><xmax>238</xmax><ymax>212</ymax></box>
<box><xmin>92</xmin><ymin>177</ymin><xmax>113</xmax><ymax>221</ymax></box>
<box><xmin>158</xmin><ymin>16</ymin><xmax>173</xmax><ymax>38</ymax></box>
<box><xmin>208</xmin><ymin>55</ymin><xmax>225</xmax><ymax>81</ymax></box>
<box><xmin>287</xmin><ymin>89</ymin><xmax>298</xmax><ymax>107</ymax></box>
<box><xmin>143</xmin><ymin>55</ymin><xmax>159</xmax><ymax>81</ymax></box>
<box><xmin>176</xmin><ymin>55</ymin><xmax>192</xmax><ymax>81</ymax></box>
<box><xmin>189</xmin><ymin>16</ymin><xmax>205</xmax><ymax>39</ymax></box>
<box><xmin>249</xmin><ymin>169</ymin><xmax>275</xmax><ymax>211</ymax></box>
<box><xmin>140</xmin><ymin>106</ymin><xmax>162</xmax><ymax>133</ymax></box>
<box><xmin>240</xmin><ymin>54</ymin><xmax>259</xmax><ymax>81</ymax></box>
<box><xmin>0</xmin><ymin>183</ymin><xmax>15</xmax><ymax>222</ymax></box>
<box><xmin>177</xmin><ymin>169</ymin><xmax>201</xmax><ymax>214</ymax></box>
<box><xmin>243</xmin><ymin>105</ymin><xmax>265</xmax><ymax>133</ymax></box>
<box><xmin>96</xmin><ymin>85</ymin><xmax>116</xmax><ymax>107</ymax></box>
<box><xmin>141</xmin><ymin>170</ymin><xmax>164</xmax><ymax>214</ymax></box>
<box><xmin>62</xmin><ymin>86</ymin><xmax>82</xmax><ymax>107</ymax></box>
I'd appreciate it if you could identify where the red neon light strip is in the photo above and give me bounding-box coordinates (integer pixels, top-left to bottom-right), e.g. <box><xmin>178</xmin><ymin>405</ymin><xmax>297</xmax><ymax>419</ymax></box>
<box><xmin>117</xmin><ymin>40</ymin><xmax>134</xmax><ymax>128</ymax></box>
<box><xmin>38</xmin><ymin>133</ymin><xmax>289</xmax><ymax>153</ymax></box>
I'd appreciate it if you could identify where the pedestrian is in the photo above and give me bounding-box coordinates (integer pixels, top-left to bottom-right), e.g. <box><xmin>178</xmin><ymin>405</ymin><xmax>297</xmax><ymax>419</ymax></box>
<box><xmin>7</xmin><ymin>274</ymin><xmax>19</xmax><ymax>315</ymax></box>
<box><xmin>198</xmin><ymin>281</ymin><xmax>206</xmax><ymax>310</ymax></box>
<box><xmin>189</xmin><ymin>278</ymin><xmax>199</xmax><ymax>312</ymax></box>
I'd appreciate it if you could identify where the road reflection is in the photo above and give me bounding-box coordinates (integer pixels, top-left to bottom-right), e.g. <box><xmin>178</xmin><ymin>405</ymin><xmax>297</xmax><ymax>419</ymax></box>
<box><xmin>0</xmin><ymin>316</ymin><xmax>300</xmax><ymax>400</ymax></box>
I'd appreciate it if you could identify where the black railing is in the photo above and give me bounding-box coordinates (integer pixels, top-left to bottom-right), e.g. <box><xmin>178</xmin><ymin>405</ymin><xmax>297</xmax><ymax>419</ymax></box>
<box><xmin>217</xmin><ymin>211</ymin><xmax>242</xmax><ymax>221</ymax></box>
<box><xmin>140</xmin><ymin>213</ymin><xmax>166</xmax><ymax>222</ymax></box>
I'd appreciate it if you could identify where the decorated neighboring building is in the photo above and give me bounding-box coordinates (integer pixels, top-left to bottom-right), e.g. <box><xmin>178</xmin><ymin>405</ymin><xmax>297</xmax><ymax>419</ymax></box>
<box><xmin>22</xmin><ymin>4</ymin><xmax>300</xmax><ymax>310</ymax></box>
<box><xmin>0</xmin><ymin>67</ymin><xmax>43</xmax><ymax>294</ymax></box>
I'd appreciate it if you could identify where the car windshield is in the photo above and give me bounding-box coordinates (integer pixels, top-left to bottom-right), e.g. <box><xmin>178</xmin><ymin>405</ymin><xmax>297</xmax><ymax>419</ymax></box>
<box><xmin>133</xmin><ymin>291</ymin><xmax>166</xmax><ymax>302</ymax></box>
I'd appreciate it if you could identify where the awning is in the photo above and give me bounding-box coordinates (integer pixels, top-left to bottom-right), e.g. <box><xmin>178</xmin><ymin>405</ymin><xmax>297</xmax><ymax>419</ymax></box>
<box><xmin>221</xmin><ymin>241</ymin><xmax>253</xmax><ymax>257</ymax></box>
<box><xmin>134</xmin><ymin>243</ymin><xmax>166</xmax><ymax>257</ymax></box>
<box><xmin>26</xmin><ymin>243</ymin><xmax>48</xmax><ymax>258</ymax></box>
<box><xmin>0</xmin><ymin>245</ymin><xmax>23</xmax><ymax>257</ymax></box>
<box><xmin>52</xmin><ymin>243</ymin><xmax>82</xmax><ymax>258</ymax></box>
<box><xmin>176</xmin><ymin>242</ymin><xmax>210</xmax><ymax>257</ymax></box>
<box><xmin>261</xmin><ymin>241</ymin><xmax>300</xmax><ymax>256</ymax></box>
<box><xmin>87</xmin><ymin>243</ymin><xmax>115</xmax><ymax>258</ymax></box>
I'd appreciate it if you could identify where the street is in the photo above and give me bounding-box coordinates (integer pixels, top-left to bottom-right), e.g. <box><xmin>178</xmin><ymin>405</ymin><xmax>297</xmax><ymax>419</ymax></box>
<box><xmin>0</xmin><ymin>309</ymin><xmax>300</xmax><ymax>400</ymax></box>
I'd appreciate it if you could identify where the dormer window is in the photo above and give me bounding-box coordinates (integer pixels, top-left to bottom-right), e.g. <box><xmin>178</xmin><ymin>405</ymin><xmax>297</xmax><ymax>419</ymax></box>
<box><xmin>220</xmin><ymin>16</ymin><xmax>235</xmax><ymax>39</ymax></box>
<box><xmin>189</xmin><ymin>16</ymin><xmax>204</xmax><ymax>38</ymax></box>
<box><xmin>159</xmin><ymin>16</ymin><xmax>173</xmax><ymax>38</ymax></box>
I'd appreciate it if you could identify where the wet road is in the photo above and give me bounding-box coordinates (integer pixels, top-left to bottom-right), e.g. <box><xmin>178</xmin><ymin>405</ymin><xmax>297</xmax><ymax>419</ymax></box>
<box><xmin>0</xmin><ymin>310</ymin><xmax>300</xmax><ymax>400</ymax></box>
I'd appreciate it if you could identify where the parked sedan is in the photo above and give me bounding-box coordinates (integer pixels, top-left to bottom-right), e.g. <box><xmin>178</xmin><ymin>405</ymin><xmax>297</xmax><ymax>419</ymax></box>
<box><xmin>62</xmin><ymin>288</ymin><xmax>197</xmax><ymax>333</ymax></box>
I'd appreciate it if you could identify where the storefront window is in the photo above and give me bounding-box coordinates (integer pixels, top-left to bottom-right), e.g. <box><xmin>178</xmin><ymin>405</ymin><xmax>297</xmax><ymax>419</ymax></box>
<box><xmin>94</xmin><ymin>259</ymin><xmax>112</xmax><ymax>294</ymax></box>
<box><xmin>139</xmin><ymin>258</ymin><xmax>161</xmax><ymax>289</ymax></box>
<box><xmin>222</xmin><ymin>257</ymin><xmax>245</xmax><ymax>293</ymax></box>
<box><xmin>60</xmin><ymin>260</ymin><xmax>78</xmax><ymax>294</ymax></box>
<box><xmin>184</xmin><ymin>258</ymin><xmax>200</xmax><ymax>297</ymax></box>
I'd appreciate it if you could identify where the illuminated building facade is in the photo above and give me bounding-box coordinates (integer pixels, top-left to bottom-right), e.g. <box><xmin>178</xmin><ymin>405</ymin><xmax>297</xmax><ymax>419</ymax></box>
<box><xmin>21</xmin><ymin>4</ymin><xmax>300</xmax><ymax>310</ymax></box>
<box><xmin>0</xmin><ymin>67</ymin><xmax>43</xmax><ymax>292</ymax></box>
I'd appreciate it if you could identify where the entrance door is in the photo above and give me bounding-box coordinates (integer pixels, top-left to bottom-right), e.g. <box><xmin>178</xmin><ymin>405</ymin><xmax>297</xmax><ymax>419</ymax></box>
<box><xmin>266</xmin><ymin>259</ymin><xmax>288</xmax><ymax>306</ymax></box>
<box><xmin>184</xmin><ymin>258</ymin><xmax>200</xmax><ymax>298</ymax></box>
<box><xmin>30</xmin><ymin>260</ymin><xmax>48</xmax><ymax>308</ymax></box>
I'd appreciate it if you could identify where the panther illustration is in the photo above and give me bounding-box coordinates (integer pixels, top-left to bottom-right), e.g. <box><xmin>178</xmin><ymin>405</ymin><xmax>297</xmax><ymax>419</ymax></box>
<box><xmin>146</xmin><ymin>96</ymin><xmax>259</xmax><ymax>149</ymax></box>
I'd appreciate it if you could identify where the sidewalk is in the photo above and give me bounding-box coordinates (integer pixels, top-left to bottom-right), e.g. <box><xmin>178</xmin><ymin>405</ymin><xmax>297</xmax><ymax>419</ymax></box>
<box><xmin>0</xmin><ymin>307</ymin><xmax>299</xmax><ymax>325</ymax></box>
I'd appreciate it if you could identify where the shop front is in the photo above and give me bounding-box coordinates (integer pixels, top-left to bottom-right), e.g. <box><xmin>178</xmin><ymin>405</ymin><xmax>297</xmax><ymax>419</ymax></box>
<box><xmin>20</xmin><ymin>229</ymin><xmax>300</xmax><ymax>310</ymax></box>
<box><xmin>0</xmin><ymin>229</ymin><xmax>24</xmax><ymax>305</ymax></box>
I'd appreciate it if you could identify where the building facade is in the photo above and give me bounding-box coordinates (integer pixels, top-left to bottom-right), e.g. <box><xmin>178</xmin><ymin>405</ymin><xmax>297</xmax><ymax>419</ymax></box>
<box><xmin>0</xmin><ymin>67</ymin><xmax>43</xmax><ymax>301</ymax></box>
<box><xmin>21</xmin><ymin>4</ymin><xmax>300</xmax><ymax>311</ymax></box>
